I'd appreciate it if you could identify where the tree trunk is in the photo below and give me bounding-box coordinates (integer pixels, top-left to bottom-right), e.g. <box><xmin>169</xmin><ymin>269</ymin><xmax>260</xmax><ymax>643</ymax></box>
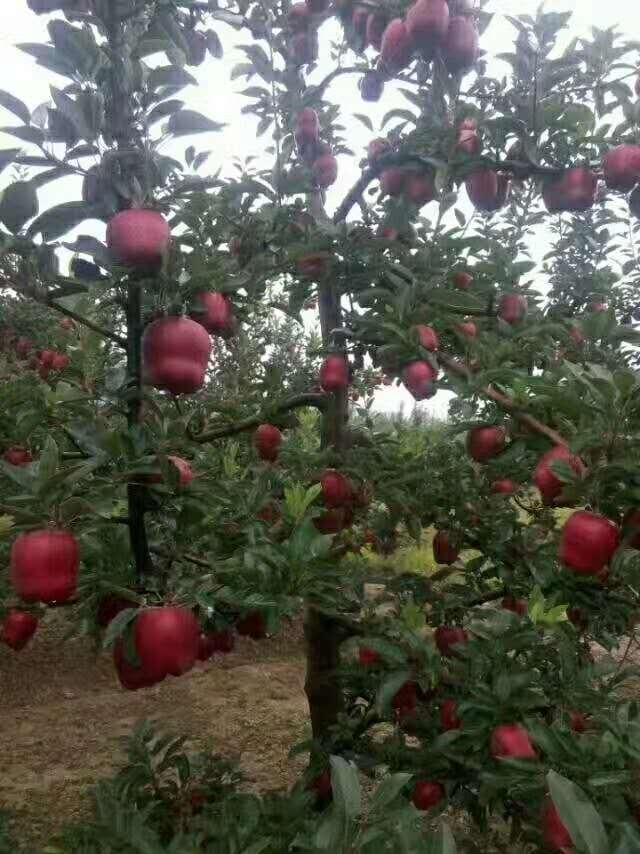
<box><xmin>304</xmin><ymin>272</ymin><xmax>349</xmax><ymax>743</ymax></box>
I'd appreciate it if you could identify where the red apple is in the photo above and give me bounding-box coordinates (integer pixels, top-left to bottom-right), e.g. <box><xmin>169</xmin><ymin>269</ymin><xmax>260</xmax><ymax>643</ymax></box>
<box><xmin>106</xmin><ymin>209</ymin><xmax>170</xmax><ymax>271</ymax></box>
<box><xmin>490</xmin><ymin>724</ymin><xmax>536</xmax><ymax>759</ymax></box>
<box><xmin>295</xmin><ymin>108</ymin><xmax>319</xmax><ymax>157</ymax></box>
<box><xmin>290</xmin><ymin>31</ymin><xmax>318</xmax><ymax>65</ymax></box>
<box><xmin>51</xmin><ymin>352</ymin><xmax>70</xmax><ymax>371</ymax></box>
<box><xmin>3</xmin><ymin>446</ymin><xmax>33</xmax><ymax>466</ymax></box>
<box><xmin>197</xmin><ymin>633</ymin><xmax>216</xmax><ymax>662</ymax></box>
<box><xmin>570</xmin><ymin>325</ymin><xmax>584</xmax><ymax>346</ymax></box>
<box><xmin>457</xmin><ymin>321</ymin><xmax>478</xmax><ymax>341</ymax></box>
<box><xmin>39</xmin><ymin>349</ymin><xmax>56</xmax><ymax>367</ymax></box>
<box><xmin>406</xmin><ymin>0</ymin><xmax>449</xmax><ymax>55</ymax></box>
<box><xmin>191</xmin><ymin>292</ymin><xmax>235</xmax><ymax>338</ymax></box>
<box><xmin>414</xmin><ymin>324</ymin><xmax>439</xmax><ymax>352</ymax></box>
<box><xmin>59</xmin><ymin>317</ymin><xmax>75</xmax><ymax>331</ymax></box>
<box><xmin>254</xmin><ymin>424</ymin><xmax>283</xmax><ymax>462</ymax></box>
<box><xmin>150</xmin><ymin>455</ymin><xmax>195</xmax><ymax>489</ymax></box>
<box><xmin>297</xmin><ymin>251</ymin><xmax>331</xmax><ymax>279</ymax></box>
<box><xmin>314</xmin><ymin>506</ymin><xmax>353</xmax><ymax>534</ymax></box>
<box><xmin>319</xmin><ymin>355</ymin><xmax>349</xmax><ymax>392</ymax></box>
<box><xmin>456</xmin><ymin>118</ymin><xmax>481</xmax><ymax>155</ymax></box>
<box><xmin>541</xmin><ymin>798</ymin><xmax>572</xmax><ymax>852</ymax></box>
<box><xmin>352</xmin><ymin>6</ymin><xmax>368</xmax><ymax>40</ymax></box>
<box><xmin>534</xmin><ymin>445</ymin><xmax>585</xmax><ymax>505</ymax></box>
<box><xmin>603</xmin><ymin>144</ymin><xmax>640</xmax><ymax>192</ymax></box>
<box><xmin>211</xmin><ymin>629</ymin><xmax>235</xmax><ymax>653</ymax></box>
<box><xmin>453</xmin><ymin>271</ymin><xmax>473</xmax><ymax>290</ymax></box>
<box><xmin>310</xmin><ymin>769</ymin><xmax>333</xmax><ymax>802</ymax></box>
<box><xmin>498</xmin><ymin>293</ymin><xmax>527</xmax><ymax>325</ymax></box>
<box><xmin>236</xmin><ymin>611</ymin><xmax>267</xmax><ymax>639</ymax></box>
<box><xmin>289</xmin><ymin>2</ymin><xmax>311</xmax><ymax>30</ymax></box>
<box><xmin>467</xmin><ymin>426</ymin><xmax>506</xmax><ymax>462</ymax></box>
<box><xmin>404</xmin><ymin>170</ymin><xmax>436</xmax><ymax>206</ymax></box>
<box><xmin>569</xmin><ymin>711</ymin><xmax>588</xmax><ymax>733</ymax></box>
<box><xmin>392</xmin><ymin>680</ymin><xmax>419</xmax><ymax>719</ymax></box>
<box><xmin>313</xmin><ymin>153</ymin><xmax>338</xmax><ymax>188</ymax></box>
<box><xmin>588</xmin><ymin>300</ymin><xmax>608</xmax><ymax>313</ymax></box>
<box><xmin>380</xmin><ymin>18</ymin><xmax>413</xmax><ymax>72</ymax></box>
<box><xmin>366</xmin><ymin>13</ymin><xmax>387</xmax><ymax>50</ymax></box>
<box><xmin>441</xmin><ymin>16</ymin><xmax>479</xmax><ymax>72</ymax></box>
<box><xmin>435</xmin><ymin>625</ymin><xmax>469</xmax><ymax>658</ymax></box>
<box><xmin>359</xmin><ymin>646</ymin><xmax>381</xmax><ymax>667</ymax></box>
<box><xmin>491</xmin><ymin>479</ymin><xmax>517</xmax><ymax>496</ymax></box>
<box><xmin>143</xmin><ymin>316</ymin><xmax>212</xmax><ymax>396</ymax></box>
<box><xmin>440</xmin><ymin>699</ymin><xmax>462</xmax><ymax>731</ymax></box>
<box><xmin>466</xmin><ymin>168</ymin><xmax>509</xmax><ymax>211</ymax></box>
<box><xmin>113</xmin><ymin>638</ymin><xmax>162</xmax><ymax>691</ymax></box>
<box><xmin>542</xmin><ymin>168</ymin><xmax>597</xmax><ymax>213</ymax></box>
<box><xmin>359</xmin><ymin>70</ymin><xmax>384</xmax><ymax>102</ymax></box>
<box><xmin>433</xmin><ymin>530</ymin><xmax>460</xmax><ymax>565</ymax></box>
<box><xmin>379</xmin><ymin>167</ymin><xmax>406</xmax><ymax>196</ymax></box>
<box><xmin>1</xmin><ymin>611</ymin><xmax>38</xmax><ymax>651</ymax></box>
<box><xmin>321</xmin><ymin>469</ymin><xmax>352</xmax><ymax>507</ymax></box>
<box><xmin>560</xmin><ymin>510</ymin><xmax>619</xmax><ymax>576</ymax></box>
<box><xmin>402</xmin><ymin>360</ymin><xmax>438</xmax><ymax>400</ymax></box>
<box><xmin>412</xmin><ymin>780</ymin><xmax>445</xmax><ymax>811</ymax></box>
<box><xmin>10</xmin><ymin>529</ymin><xmax>79</xmax><ymax>604</ymax></box>
<box><xmin>502</xmin><ymin>596</ymin><xmax>527</xmax><ymax>616</ymax></box>
<box><xmin>368</xmin><ymin>137</ymin><xmax>391</xmax><ymax>163</ymax></box>
<box><xmin>135</xmin><ymin>606</ymin><xmax>200</xmax><ymax>679</ymax></box>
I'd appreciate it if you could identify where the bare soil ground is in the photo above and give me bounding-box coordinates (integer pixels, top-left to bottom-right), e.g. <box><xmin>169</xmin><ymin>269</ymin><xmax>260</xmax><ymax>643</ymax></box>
<box><xmin>0</xmin><ymin>614</ymin><xmax>309</xmax><ymax>847</ymax></box>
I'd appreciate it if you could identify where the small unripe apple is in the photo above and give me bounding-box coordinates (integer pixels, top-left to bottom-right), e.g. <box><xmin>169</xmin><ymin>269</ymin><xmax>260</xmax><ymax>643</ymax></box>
<box><xmin>10</xmin><ymin>529</ymin><xmax>79</xmax><ymax>604</ymax></box>
<box><xmin>466</xmin><ymin>169</ymin><xmax>510</xmax><ymax>211</ymax></box>
<box><xmin>366</xmin><ymin>13</ymin><xmax>387</xmax><ymax>50</ymax></box>
<box><xmin>414</xmin><ymin>324</ymin><xmax>439</xmax><ymax>352</ymax></box>
<box><xmin>542</xmin><ymin>168</ymin><xmax>597</xmax><ymax>213</ymax></box>
<box><xmin>321</xmin><ymin>469</ymin><xmax>353</xmax><ymax>507</ymax></box>
<box><xmin>236</xmin><ymin>611</ymin><xmax>267</xmax><ymax>639</ymax></box>
<box><xmin>534</xmin><ymin>445</ymin><xmax>585</xmax><ymax>505</ymax></box>
<box><xmin>404</xmin><ymin>170</ymin><xmax>436</xmax><ymax>206</ymax></box>
<box><xmin>3</xmin><ymin>446</ymin><xmax>33</xmax><ymax>467</ymax></box>
<box><xmin>406</xmin><ymin>0</ymin><xmax>449</xmax><ymax>56</ymax></box>
<box><xmin>559</xmin><ymin>510</ymin><xmax>619</xmax><ymax>576</ymax></box>
<box><xmin>358</xmin><ymin>646</ymin><xmax>381</xmax><ymax>667</ymax></box>
<box><xmin>502</xmin><ymin>596</ymin><xmax>527</xmax><ymax>616</ymax></box>
<box><xmin>143</xmin><ymin>316</ymin><xmax>212</xmax><ymax>396</ymax></box>
<box><xmin>1</xmin><ymin>611</ymin><xmax>38</xmax><ymax>651</ymax></box>
<box><xmin>433</xmin><ymin>530</ymin><xmax>460</xmax><ymax>565</ymax></box>
<box><xmin>254</xmin><ymin>424</ymin><xmax>283</xmax><ymax>462</ymax></box>
<box><xmin>490</xmin><ymin>724</ymin><xmax>536</xmax><ymax>759</ymax></box>
<box><xmin>453</xmin><ymin>271</ymin><xmax>473</xmax><ymax>290</ymax></box>
<box><xmin>380</xmin><ymin>18</ymin><xmax>413</xmax><ymax>72</ymax></box>
<box><xmin>402</xmin><ymin>360</ymin><xmax>438</xmax><ymax>400</ymax></box>
<box><xmin>379</xmin><ymin>167</ymin><xmax>406</xmax><ymax>196</ymax></box>
<box><xmin>541</xmin><ymin>798</ymin><xmax>572</xmax><ymax>852</ymax></box>
<box><xmin>106</xmin><ymin>209</ymin><xmax>170</xmax><ymax>271</ymax></box>
<box><xmin>319</xmin><ymin>355</ymin><xmax>349</xmax><ymax>392</ymax></box>
<box><xmin>440</xmin><ymin>699</ymin><xmax>461</xmax><ymax>731</ymax></box>
<box><xmin>359</xmin><ymin>70</ymin><xmax>384</xmax><ymax>102</ymax></box>
<box><xmin>498</xmin><ymin>293</ymin><xmax>527</xmax><ymax>325</ymax></box>
<box><xmin>467</xmin><ymin>425</ymin><xmax>506</xmax><ymax>462</ymax></box>
<box><xmin>312</xmin><ymin>153</ymin><xmax>338</xmax><ymax>188</ymax></box>
<box><xmin>441</xmin><ymin>16</ymin><xmax>479</xmax><ymax>72</ymax></box>
<box><xmin>603</xmin><ymin>144</ymin><xmax>640</xmax><ymax>192</ymax></box>
<box><xmin>412</xmin><ymin>780</ymin><xmax>445</xmax><ymax>811</ymax></box>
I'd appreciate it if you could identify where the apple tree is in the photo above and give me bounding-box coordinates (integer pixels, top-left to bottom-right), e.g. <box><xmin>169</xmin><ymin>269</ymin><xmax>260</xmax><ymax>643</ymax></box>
<box><xmin>3</xmin><ymin>0</ymin><xmax>640</xmax><ymax>850</ymax></box>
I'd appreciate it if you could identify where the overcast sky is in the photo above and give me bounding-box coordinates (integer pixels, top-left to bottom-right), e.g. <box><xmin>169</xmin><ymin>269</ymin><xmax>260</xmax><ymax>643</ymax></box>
<box><xmin>0</xmin><ymin>1</ymin><xmax>636</xmax><ymax>418</ymax></box>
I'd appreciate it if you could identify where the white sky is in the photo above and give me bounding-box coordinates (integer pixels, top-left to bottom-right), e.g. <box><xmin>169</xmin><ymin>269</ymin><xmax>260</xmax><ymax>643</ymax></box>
<box><xmin>0</xmin><ymin>0</ymin><xmax>636</xmax><ymax>418</ymax></box>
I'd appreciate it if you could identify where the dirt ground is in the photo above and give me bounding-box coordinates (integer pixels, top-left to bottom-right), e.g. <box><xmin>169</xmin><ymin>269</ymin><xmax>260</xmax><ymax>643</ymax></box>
<box><xmin>0</xmin><ymin>614</ymin><xmax>309</xmax><ymax>847</ymax></box>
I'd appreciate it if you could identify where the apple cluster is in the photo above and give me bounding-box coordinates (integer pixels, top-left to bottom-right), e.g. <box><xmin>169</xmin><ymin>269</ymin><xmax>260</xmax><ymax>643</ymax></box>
<box><xmin>294</xmin><ymin>108</ymin><xmax>339</xmax><ymax>189</ymax></box>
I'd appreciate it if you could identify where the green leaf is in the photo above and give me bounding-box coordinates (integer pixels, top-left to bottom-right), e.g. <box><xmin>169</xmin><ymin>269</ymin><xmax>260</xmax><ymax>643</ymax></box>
<box><xmin>166</xmin><ymin>109</ymin><xmax>226</xmax><ymax>136</ymax></box>
<box><xmin>0</xmin><ymin>125</ymin><xmax>45</xmax><ymax>146</ymax></box>
<box><xmin>148</xmin><ymin>65</ymin><xmax>197</xmax><ymax>92</ymax></box>
<box><xmin>102</xmin><ymin>608</ymin><xmax>138</xmax><ymax>650</ymax></box>
<box><xmin>329</xmin><ymin>756</ymin><xmax>361</xmax><ymax>820</ymax></box>
<box><xmin>0</xmin><ymin>148</ymin><xmax>20</xmax><ymax>177</ymax></box>
<box><xmin>371</xmin><ymin>773</ymin><xmax>412</xmax><ymax>811</ymax></box>
<box><xmin>28</xmin><ymin>201</ymin><xmax>98</xmax><ymax>241</ymax></box>
<box><xmin>0</xmin><ymin>181</ymin><xmax>39</xmax><ymax>233</ymax></box>
<box><xmin>352</xmin><ymin>113</ymin><xmax>373</xmax><ymax>131</ymax></box>
<box><xmin>51</xmin><ymin>87</ymin><xmax>92</xmax><ymax>140</ymax></box>
<box><xmin>426</xmin><ymin>823</ymin><xmax>458</xmax><ymax>853</ymax></box>
<box><xmin>146</xmin><ymin>99</ymin><xmax>184</xmax><ymax>125</ymax></box>
<box><xmin>547</xmin><ymin>770</ymin><xmax>609</xmax><ymax>854</ymax></box>
<box><xmin>0</xmin><ymin>89</ymin><xmax>31</xmax><ymax>125</ymax></box>
<box><xmin>37</xmin><ymin>436</ymin><xmax>59</xmax><ymax>485</ymax></box>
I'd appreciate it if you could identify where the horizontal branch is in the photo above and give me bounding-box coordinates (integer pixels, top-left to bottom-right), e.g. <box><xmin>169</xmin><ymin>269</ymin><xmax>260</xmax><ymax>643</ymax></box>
<box><xmin>439</xmin><ymin>353</ymin><xmax>569</xmax><ymax>447</ymax></box>
<box><xmin>49</xmin><ymin>301</ymin><xmax>127</xmax><ymax>347</ymax></box>
<box><xmin>189</xmin><ymin>392</ymin><xmax>327</xmax><ymax>444</ymax></box>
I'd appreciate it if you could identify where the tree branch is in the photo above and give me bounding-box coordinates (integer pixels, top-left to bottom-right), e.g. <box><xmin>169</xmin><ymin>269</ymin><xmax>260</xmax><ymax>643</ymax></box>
<box><xmin>188</xmin><ymin>393</ymin><xmax>327</xmax><ymax>443</ymax></box>
<box><xmin>48</xmin><ymin>301</ymin><xmax>127</xmax><ymax>347</ymax></box>
<box><xmin>439</xmin><ymin>353</ymin><xmax>569</xmax><ymax>447</ymax></box>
